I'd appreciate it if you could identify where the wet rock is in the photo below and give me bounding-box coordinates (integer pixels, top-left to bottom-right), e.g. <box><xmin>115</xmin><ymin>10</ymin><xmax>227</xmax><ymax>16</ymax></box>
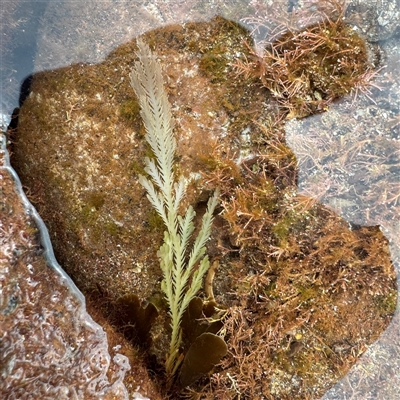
<box><xmin>8</xmin><ymin>14</ymin><xmax>398</xmax><ymax>399</ymax></box>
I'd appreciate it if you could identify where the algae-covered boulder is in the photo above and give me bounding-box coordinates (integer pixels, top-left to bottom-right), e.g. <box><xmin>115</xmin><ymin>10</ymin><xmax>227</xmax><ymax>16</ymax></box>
<box><xmin>10</xmin><ymin>15</ymin><xmax>397</xmax><ymax>399</ymax></box>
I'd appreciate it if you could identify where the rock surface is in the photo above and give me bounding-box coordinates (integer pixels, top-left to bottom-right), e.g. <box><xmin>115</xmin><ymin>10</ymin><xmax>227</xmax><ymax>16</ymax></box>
<box><xmin>9</xmin><ymin>15</ymin><xmax>398</xmax><ymax>399</ymax></box>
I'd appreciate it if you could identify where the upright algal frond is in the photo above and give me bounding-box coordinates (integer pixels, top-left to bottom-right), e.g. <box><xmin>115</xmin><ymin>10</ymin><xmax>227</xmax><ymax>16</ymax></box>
<box><xmin>130</xmin><ymin>39</ymin><xmax>176</xmax><ymax>209</ymax></box>
<box><xmin>130</xmin><ymin>39</ymin><xmax>219</xmax><ymax>380</ymax></box>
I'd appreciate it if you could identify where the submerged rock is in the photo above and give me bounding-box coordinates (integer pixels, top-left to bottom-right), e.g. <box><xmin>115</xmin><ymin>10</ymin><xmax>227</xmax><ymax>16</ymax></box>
<box><xmin>9</xmin><ymin>15</ymin><xmax>397</xmax><ymax>399</ymax></box>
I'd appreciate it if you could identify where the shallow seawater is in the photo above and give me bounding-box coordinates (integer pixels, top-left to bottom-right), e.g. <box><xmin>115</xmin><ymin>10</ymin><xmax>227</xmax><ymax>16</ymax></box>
<box><xmin>1</xmin><ymin>1</ymin><xmax>399</xmax><ymax>399</ymax></box>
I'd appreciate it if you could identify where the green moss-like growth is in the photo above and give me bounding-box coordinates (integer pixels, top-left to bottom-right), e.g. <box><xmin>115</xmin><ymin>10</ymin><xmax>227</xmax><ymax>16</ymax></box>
<box><xmin>119</xmin><ymin>98</ymin><xmax>141</xmax><ymax>123</ymax></box>
<box><xmin>147</xmin><ymin>209</ymin><xmax>165</xmax><ymax>232</ymax></box>
<box><xmin>79</xmin><ymin>204</ymin><xmax>99</xmax><ymax>225</ymax></box>
<box><xmin>374</xmin><ymin>290</ymin><xmax>398</xmax><ymax>317</ymax></box>
<box><xmin>272</xmin><ymin>210</ymin><xmax>306</xmax><ymax>243</ymax></box>
<box><xmin>128</xmin><ymin>159</ymin><xmax>147</xmax><ymax>177</ymax></box>
<box><xmin>297</xmin><ymin>285</ymin><xmax>319</xmax><ymax>303</ymax></box>
<box><xmin>86</xmin><ymin>191</ymin><xmax>106</xmax><ymax>210</ymax></box>
<box><xmin>193</xmin><ymin>18</ymin><xmax>256</xmax><ymax>100</ymax></box>
<box><xmin>104</xmin><ymin>220</ymin><xmax>120</xmax><ymax>236</ymax></box>
<box><xmin>199</xmin><ymin>45</ymin><xmax>230</xmax><ymax>83</ymax></box>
